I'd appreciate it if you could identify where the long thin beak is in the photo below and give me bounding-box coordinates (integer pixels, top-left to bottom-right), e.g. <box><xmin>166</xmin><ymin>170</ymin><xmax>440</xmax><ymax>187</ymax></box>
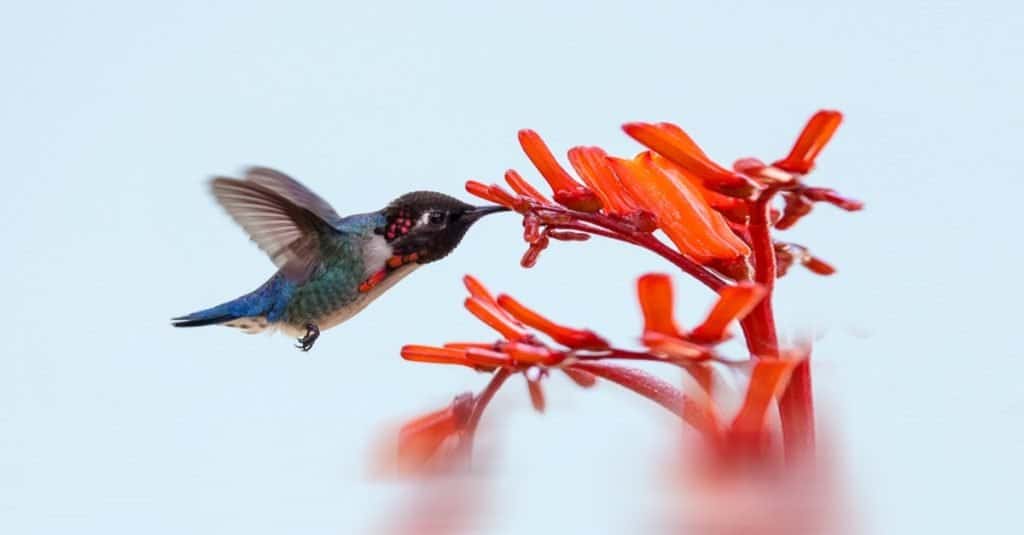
<box><xmin>464</xmin><ymin>204</ymin><xmax>510</xmax><ymax>222</ymax></box>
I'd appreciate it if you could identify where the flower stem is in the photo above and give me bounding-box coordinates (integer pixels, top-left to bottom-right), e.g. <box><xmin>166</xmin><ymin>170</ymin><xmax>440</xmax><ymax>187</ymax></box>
<box><xmin>539</xmin><ymin>209</ymin><xmax>728</xmax><ymax>292</ymax></box>
<box><xmin>741</xmin><ymin>193</ymin><xmax>780</xmax><ymax>358</ymax></box>
<box><xmin>570</xmin><ymin>362</ymin><xmax>718</xmax><ymax>436</ymax></box>
<box><xmin>743</xmin><ymin>191</ymin><xmax>815</xmax><ymax>458</ymax></box>
<box><xmin>458</xmin><ymin>368</ymin><xmax>513</xmax><ymax>465</ymax></box>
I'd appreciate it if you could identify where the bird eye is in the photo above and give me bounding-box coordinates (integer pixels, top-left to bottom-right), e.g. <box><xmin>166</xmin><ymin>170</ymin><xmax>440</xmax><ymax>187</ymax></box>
<box><xmin>428</xmin><ymin>211</ymin><xmax>445</xmax><ymax>224</ymax></box>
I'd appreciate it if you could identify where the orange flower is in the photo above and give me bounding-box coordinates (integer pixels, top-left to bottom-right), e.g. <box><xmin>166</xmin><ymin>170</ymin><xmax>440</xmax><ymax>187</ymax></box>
<box><xmin>496</xmin><ymin>294</ymin><xmax>609</xmax><ymax>350</ymax></box>
<box><xmin>566</xmin><ymin>146</ymin><xmax>643</xmax><ymax>216</ymax></box>
<box><xmin>609</xmin><ymin>153</ymin><xmax>750</xmax><ymax>263</ymax></box>
<box><xmin>636</xmin><ymin>273</ymin><xmax>685</xmax><ymax>338</ymax></box>
<box><xmin>689</xmin><ymin>283</ymin><xmax>768</xmax><ymax>344</ymax></box>
<box><xmin>772</xmin><ymin>110</ymin><xmax>843</xmax><ymax>174</ymax></box>
<box><xmin>517</xmin><ymin>129</ymin><xmax>603</xmax><ymax>212</ymax></box>
<box><xmin>503</xmin><ymin>169</ymin><xmax>550</xmax><ymax>203</ymax></box>
<box><xmin>622</xmin><ymin>121</ymin><xmax>759</xmax><ymax>198</ymax></box>
<box><xmin>730</xmin><ymin>356</ymin><xmax>804</xmax><ymax>439</ymax></box>
<box><xmin>636</xmin><ymin>273</ymin><xmax>766</xmax><ymax>358</ymax></box>
<box><xmin>396</xmin><ymin>393</ymin><xmax>474</xmax><ymax>474</ymax></box>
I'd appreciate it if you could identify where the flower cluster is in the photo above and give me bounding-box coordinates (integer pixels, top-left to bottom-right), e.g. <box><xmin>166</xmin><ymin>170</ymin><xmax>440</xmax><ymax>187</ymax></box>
<box><xmin>391</xmin><ymin>111</ymin><xmax>860</xmax><ymax>473</ymax></box>
<box><xmin>396</xmin><ymin>274</ymin><xmax>805</xmax><ymax>471</ymax></box>
<box><xmin>467</xmin><ymin>110</ymin><xmax>859</xmax><ymax>282</ymax></box>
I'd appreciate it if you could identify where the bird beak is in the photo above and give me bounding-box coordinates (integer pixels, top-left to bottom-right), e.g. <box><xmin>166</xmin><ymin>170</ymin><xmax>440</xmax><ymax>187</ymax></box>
<box><xmin>464</xmin><ymin>205</ymin><xmax>510</xmax><ymax>222</ymax></box>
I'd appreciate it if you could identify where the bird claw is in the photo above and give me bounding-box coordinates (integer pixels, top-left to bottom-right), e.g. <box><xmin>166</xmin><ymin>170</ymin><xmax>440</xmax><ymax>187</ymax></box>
<box><xmin>295</xmin><ymin>323</ymin><xmax>320</xmax><ymax>352</ymax></box>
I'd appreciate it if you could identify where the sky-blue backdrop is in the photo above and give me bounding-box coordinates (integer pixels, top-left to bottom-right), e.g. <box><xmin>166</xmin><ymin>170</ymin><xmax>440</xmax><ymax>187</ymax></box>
<box><xmin>2</xmin><ymin>1</ymin><xmax>1020</xmax><ymax>533</ymax></box>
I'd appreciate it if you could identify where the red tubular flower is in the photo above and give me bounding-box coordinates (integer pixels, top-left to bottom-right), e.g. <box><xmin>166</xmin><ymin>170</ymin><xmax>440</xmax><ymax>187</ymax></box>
<box><xmin>463</xmin><ymin>274</ymin><xmax>502</xmax><ymax>307</ymax></box>
<box><xmin>502</xmin><ymin>341</ymin><xmax>562</xmax><ymax>366</ymax></box>
<box><xmin>464</xmin><ymin>180</ymin><xmax>520</xmax><ymax>210</ymax></box>
<box><xmin>561</xmin><ymin>368</ymin><xmax>598</xmax><ymax>388</ymax></box>
<box><xmin>650</xmin><ymin>153</ymin><xmax>749</xmax><ymax>220</ymax></box>
<box><xmin>636</xmin><ymin>273</ymin><xmax>685</xmax><ymax>338</ymax></box>
<box><xmin>610</xmin><ymin>154</ymin><xmax>750</xmax><ymax>263</ymax></box>
<box><xmin>802</xmin><ymin>256</ymin><xmax>835</xmax><ymax>275</ymax></box>
<box><xmin>730</xmin><ymin>358</ymin><xmax>802</xmax><ymax>437</ymax></box>
<box><xmin>802</xmin><ymin>187</ymin><xmax>864</xmax><ymax>211</ymax></box>
<box><xmin>462</xmin><ymin>275</ymin><xmax>531</xmax><ymax>340</ymax></box>
<box><xmin>397</xmin><ymin>393</ymin><xmax>474</xmax><ymax>474</ymax></box>
<box><xmin>772</xmin><ymin>110</ymin><xmax>843</xmax><ymax>174</ymax></box>
<box><xmin>641</xmin><ymin>331</ymin><xmax>710</xmax><ymax>361</ymax></box>
<box><xmin>566</xmin><ymin>146</ymin><xmax>643</xmax><ymax>216</ymax></box>
<box><xmin>465</xmin><ymin>296</ymin><xmax>532</xmax><ymax>341</ymax></box>
<box><xmin>504</xmin><ymin>169</ymin><xmax>550</xmax><ymax>203</ymax></box>
<box><xmin>525</xmin><ymin>371</ymin><xmax>546</xmax><ymax>413</ymax></box>
<box><xmin>775</xmin><ymin>192</ymin><xmax>814</xmax><ymax>230</ymax></box>
<box><xmin>622</xmin><ymin>122</ymin><xmax>759</xmax><ymax>198</ymax></box>
<box><xmin>496</xmin><ymin>294</ymin><xmax>609</xmax><ymax>350</ymax></box>
<box><xmin>688</xmin><ymin>283</ymin><xmax>768</xmax><ymax>344</ymax></box>
<box><xmin>401</xmin><ymin>345</ymin><xmax>471</xmax><ymax>366</ymax></box>
<box><xmin>517</xmin><ymin>129</ymin><xmax>603</xmax><ymax>212</ymax></box>
<box><xmin>463</xmin><ymin>347</ymin><xmax>516</xmax><ymax>368</ymax></box>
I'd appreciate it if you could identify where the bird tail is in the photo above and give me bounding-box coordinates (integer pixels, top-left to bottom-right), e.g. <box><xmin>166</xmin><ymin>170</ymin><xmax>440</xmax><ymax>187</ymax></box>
<box><xmin>172</xmin><ymin>275</ymin><xmax>288</xmax><ymax>331</ymax></box>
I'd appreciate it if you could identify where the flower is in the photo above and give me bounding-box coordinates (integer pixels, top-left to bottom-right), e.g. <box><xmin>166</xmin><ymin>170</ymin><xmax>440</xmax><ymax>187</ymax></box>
<box><xmin>608</xmin><ymin>152</ymin><xmax>751</xmax><ymax>263</ymax></box>
<box><xmin>395</xmin><ymin>392</ymin><xmax>474</xmax><ymax>475</ymax></box>
<box><xmin>637</xmin><ymin>273</ymin><xmax>767</xmax><ymax>356</ymax></box>
<box><xmin>622</xmin><ymin>121</ymin><xmax>760</xmax><ymax>198</ymax></box>
<box><xmin>517</xmin><ymin>129</ymin><xmax>603</xmax><ymax>212</ymax></box>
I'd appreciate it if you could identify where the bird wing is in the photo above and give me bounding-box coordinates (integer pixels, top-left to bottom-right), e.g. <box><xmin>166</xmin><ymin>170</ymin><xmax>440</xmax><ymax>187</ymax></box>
<box><xmin>242</xmin><ymin>167</ymin><xmax>343</xmax><ymax>225</ymax></box>
<box><xmin>211</xmin><ymin>176</ymin><xmax>331</xmax><ymax>282</ymax></box>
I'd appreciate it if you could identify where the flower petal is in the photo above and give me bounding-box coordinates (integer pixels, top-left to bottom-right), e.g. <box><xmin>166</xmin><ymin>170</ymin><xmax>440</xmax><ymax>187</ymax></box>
<box><xmin>730</xmin><ymin>359</ymin><xmax>802</xmax><ymax>436</ymax></box>
<box><xmin>397</xmin><ymin>393</ymin><xmax>474</xmax><ymax>474</ymax></box>
<box><xmin>525</xmin><ymin>373</ymin><xmax>546</xmax><ymax>413</ymax></box>
<box><xmin>689</xmin><ymin>283</ymin><xmax>768</xmax><ymax>344</ymax></box>
<box><xmin>464</xmin><ymin>296</ymin><xmax>531</xmax><ymax>340</ymax></box>
<box><xmin>567</xmin><ymin>146</ymin><xmax>642</xmax><ymax>215</ymax></box>
<box><xmin>562</xmin><ymin>368</ymin><xmax>598</xmax><ymax>388</ymax></box>
<box><xmin>518</xmin><ymin>129</ymin><xmax>603</xmax><ymax>212</ymax></box>
<box><xmin>504</xmin><ymin>169</ymin><xmax>550</xmax><ymax>203</ymax></box>
<box><xmin>802</xmin><ymin>187</ymin><xmax>864</xmax><ymax>211</ymax></box>
<box><xmin>772</xmin><ymin>110</ymin><xmax>843</xmax><ymax>174</ymax></box>
<box><xmin>503</xmin><ymin>341</ymin><xmax>563</xmax><ymax>366</ymax></box>
<box><xmin>623</xmin><ymin>122</ymin><xmax>759</xmax><ymax>198</ymax></box>
<box><xmin>401</xmin><ymin>345</ymin><xmax>470</xmax><ymax>366</ymax></box>
<box><xmin>642</xmin><ymin>331</ymin><xmax>710</xmax><ymax>361</ymax></box>
<box><xmin>636</xmin><ymin>273</ymin><xmax>685</xmax><ymax>337</ymax></box>
<box><xmin>465</xmin><ymin>180</ymin><xmax>518</xmax><ymax>209</ymax></box>
<box><xmin>496</xmin><ymin>294</ymin><xmax>609</xmax><ymax>350</ymax></box>
<box><xmin>610</xmin><ymin>154</ymin><xmax>750</xmax><ymax>263</ymax></box>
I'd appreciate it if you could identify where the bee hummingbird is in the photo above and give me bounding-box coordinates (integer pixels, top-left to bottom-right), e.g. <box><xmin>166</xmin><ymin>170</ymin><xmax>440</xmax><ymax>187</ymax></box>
<box><xmin>172</xmin><ymin>167</ymin><xmax>508</xmax><ymax>351</ymax></box>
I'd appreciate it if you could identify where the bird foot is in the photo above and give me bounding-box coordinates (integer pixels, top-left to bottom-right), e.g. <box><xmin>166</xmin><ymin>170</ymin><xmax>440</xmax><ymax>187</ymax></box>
<box><xmin>295</xmin><ymin>323</ymin><xmax>320</xmax><ymax>352</ymax></box>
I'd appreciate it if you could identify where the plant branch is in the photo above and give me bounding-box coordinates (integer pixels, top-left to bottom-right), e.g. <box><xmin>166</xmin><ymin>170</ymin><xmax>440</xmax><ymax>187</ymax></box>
<box><xmin>535</xmin><ymin>207</ymin><xmax>728</xmax><ymax>292</ymax></box>
<box><xmin>570</xmin><ymin>362</ymin><xmax>718</xmax><ymax>436</ymax></box>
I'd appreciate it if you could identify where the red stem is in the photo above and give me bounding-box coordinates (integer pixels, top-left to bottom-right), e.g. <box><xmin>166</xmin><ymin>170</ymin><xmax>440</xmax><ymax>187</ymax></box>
<box><xmin>466</xmin><ymin>368</ymin><xmax>512</xmax><ymax>433</ymax></box>
<box><xmin>459</xmin><ymin>368</ymin><xmax>512</xmax><ymax>463</ymax></box>
<box><xmin>538</xmin><ymin>208</ymin><xmax>728</xmax><ymax>291</ymax></box>
<box><xmin>571</xmin><ymin>362</ymin><xmax>718</xmax><ymax>436</ymax></box>
<box><xmin>742</xmin><ymin>191</ymin><xmax>816</xmax><ymax>458</ymax></box>
<box><xmin>741</xmin><ymin>193</ymin><xmax>779</xmax><ymax>358</ymax></box>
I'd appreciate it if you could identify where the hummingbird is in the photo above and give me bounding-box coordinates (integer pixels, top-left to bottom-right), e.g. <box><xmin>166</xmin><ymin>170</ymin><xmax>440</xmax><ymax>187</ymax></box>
<box><xmin>172</xmin><ymin>167</ymin><xmax>508</xmax><ymax>351</ymax></box>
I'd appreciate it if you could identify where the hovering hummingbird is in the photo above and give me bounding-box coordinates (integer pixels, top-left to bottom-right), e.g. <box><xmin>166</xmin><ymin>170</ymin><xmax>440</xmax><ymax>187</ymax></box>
<box><xmin>172</xmin><ymin>167</ymin><xmax>508</xmax><ymax>351</ymax></box>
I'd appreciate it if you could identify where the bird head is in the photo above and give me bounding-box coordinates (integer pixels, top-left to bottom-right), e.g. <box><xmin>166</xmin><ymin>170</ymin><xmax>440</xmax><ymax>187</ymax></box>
<box><xmin>380</xmin><ymin>191</ymin><xmax>509</xmax><ymax>263</ymax></box>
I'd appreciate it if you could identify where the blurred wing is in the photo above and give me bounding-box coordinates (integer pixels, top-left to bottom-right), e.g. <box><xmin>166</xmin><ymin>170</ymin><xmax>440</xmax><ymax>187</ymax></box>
<box><xmin>242</xmin><ymin>167</ymin><xmax>343</xmax><ymax>225</ymax></box>
<box><xmin>210</xmin><ymin>178</ymin><xmax>326</xmax><ymax>282</ymax></box>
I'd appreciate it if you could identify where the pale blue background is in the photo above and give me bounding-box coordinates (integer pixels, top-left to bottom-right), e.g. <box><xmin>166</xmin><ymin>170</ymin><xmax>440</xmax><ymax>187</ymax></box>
<box><xmin>1</xmin><ymin>1</ymin><xmax>1021</xmax><ymax>533</ymax></box>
